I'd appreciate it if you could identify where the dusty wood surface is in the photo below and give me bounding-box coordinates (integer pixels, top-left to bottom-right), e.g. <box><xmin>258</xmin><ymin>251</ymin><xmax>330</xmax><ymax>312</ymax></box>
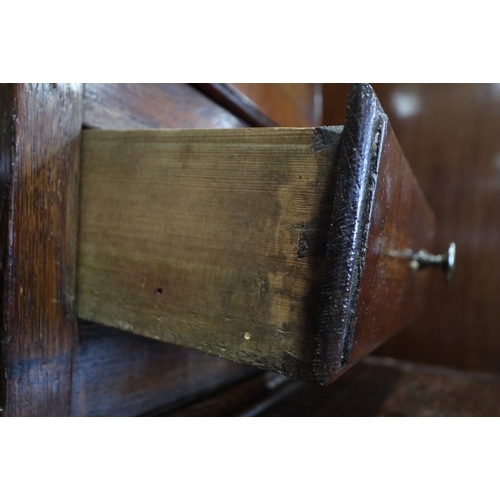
<box><xmin>0</xmin><ymin>84</ymin><xmax>82</xmax><ymax>416</ymax></box>
<box><xmin>77</xmin><ymin>126</ymin><xmax>343</xmax><ymax>382</ymax></box>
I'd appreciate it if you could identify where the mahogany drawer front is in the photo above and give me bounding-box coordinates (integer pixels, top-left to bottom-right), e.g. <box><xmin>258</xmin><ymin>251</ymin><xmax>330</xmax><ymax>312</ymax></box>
<box><xmin>76</xmin><ymin>84</ymin><xmax>436</xmax><ymax>385</ymax></box>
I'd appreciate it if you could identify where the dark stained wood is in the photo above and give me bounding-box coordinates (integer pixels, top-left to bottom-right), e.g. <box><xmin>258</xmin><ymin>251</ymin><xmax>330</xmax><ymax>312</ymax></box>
<box><xmin>256</xmin><ymin>355</ymin><xmax>500</xmax><ymax>417</ymax></box>
<box><xmin>194</xmin><ymin>84</ymin><xmax>322</xmax><ymax>127</ymax></box>
<box><xmin>84</xmin><ymin>83</ymin><xmax>248</xmax><ymax>130</ymax></box>
<box><xmin>322</xmin><ymin>83</ymin><xmax>349</xmax><ymax>126</ymax></box>
<box><xmin>152</xmin><ymin>372</ymin><xmax>298</xmax><ymax>417</ymax></box>
<box><xmin>193</xmin><ymin>84</ymin><xmax>276</xmax><ymax>127</ymax></box>
<box><xmin>315</xmin><ymin>84</ymin><xmax>435</xmax><ymax>383</ymax></box>
<box><xmin>347</xmin><ymin>121</ymin><xmax>436</xmax><ymax>365</ymax></box>
<box><xmin>72</xmin><ymin>320</ymin><xmax>256</xmax><ymax>416</ymax></box>
<box><xmin>0</xmin><ymin>84</ymin><xmax>82</xmax><ymax>416</ymax></box>
<box><xmin>232</xmin><ymin>83</ymin><xmax>323</xmax><ymax>127</ymax></box>
<box><xmin>322</xmin><ymin>84</ymin><xmax>500</xmax><ymax>375</ymax></box>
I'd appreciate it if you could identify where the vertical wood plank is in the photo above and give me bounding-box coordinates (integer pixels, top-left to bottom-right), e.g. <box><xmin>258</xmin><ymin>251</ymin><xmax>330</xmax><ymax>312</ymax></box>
<box><xmin>0</xmin><ymin>83</ymin><xmax>83</xmax><ymax>416</ymax></box>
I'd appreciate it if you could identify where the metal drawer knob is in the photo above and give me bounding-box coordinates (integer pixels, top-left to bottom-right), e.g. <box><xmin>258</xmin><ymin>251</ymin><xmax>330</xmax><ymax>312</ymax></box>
<box><xmin>410</xmin><ymin>242</ymin><xmax>456</xmax><ymax>283</ymax></box>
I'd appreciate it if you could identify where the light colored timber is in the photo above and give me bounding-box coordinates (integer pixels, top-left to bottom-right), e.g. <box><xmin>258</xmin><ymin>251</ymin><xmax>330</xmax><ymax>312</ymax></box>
<box><xmin>76</xmin><ymin>127</ymin><xmax>342</xmax><ymax>377</ymax></box>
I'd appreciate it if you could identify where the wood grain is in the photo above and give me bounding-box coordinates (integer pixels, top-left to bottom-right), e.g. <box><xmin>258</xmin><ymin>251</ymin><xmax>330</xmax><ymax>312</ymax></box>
<box><xmin>232</xmin><ymin>83</ymin><xmax>323</xmax><ymax>127</ymax></box>
<box><xmin>370</xmin><ymin>84</ymin><xmax>500</xmax><ymax>373</ymax></box>
<box><xmin>76</xmin><ymin>127</ymin><xmax>343</xmax><ymax>382</ymax></box>
<box><xmin>76</xmin><ymin>83</ymin><xmax>260</xmax><ymax>416</ymax></box>
<box><xmin>84</xmin><ymin>83</ymin><xmax>248</xmax><ymax>130</ymax></box>
<box><xmin>0</xmin><ymin>84</ymin><xmax>82</xmax><ymax>416</ymax></box>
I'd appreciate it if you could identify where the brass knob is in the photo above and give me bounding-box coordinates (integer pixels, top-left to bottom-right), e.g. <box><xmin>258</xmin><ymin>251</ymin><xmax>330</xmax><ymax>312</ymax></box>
<box><xmin>410</xmin><ymin>242</ymin><xmax>456</xmax><ymax>283</ymax></box>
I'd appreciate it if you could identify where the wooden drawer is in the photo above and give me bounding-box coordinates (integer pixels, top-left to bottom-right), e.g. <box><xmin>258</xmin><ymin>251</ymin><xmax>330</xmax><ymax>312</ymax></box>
<box><xmin>0</xmin><ymin>83</ymin><xmax>450</xmax><ymax>416</ymax></box>
<box><xmin>75</xmin><ymin>84</ymin><xmax>440</xmax><ymax>385</ymax></box>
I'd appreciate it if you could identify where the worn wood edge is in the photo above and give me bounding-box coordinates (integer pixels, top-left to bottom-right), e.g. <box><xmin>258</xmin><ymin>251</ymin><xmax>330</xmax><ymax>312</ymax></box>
<box><xmin>314</xmin><ymin>83</ymin><xmax>387</xmax><ymax>385</ymax></box>
<box><xmin>0</xmin><ymin>84</ymin><xmax>83</xmax><ymax>416</ymax></box>
<box><xmin>192</xmin><ymin>84</ymin><xmax>277</xmax><ymax>127</ymax></box>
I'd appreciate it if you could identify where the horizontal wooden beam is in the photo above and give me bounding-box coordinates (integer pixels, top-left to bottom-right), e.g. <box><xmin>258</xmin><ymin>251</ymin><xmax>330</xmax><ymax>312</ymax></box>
<box><xmin>77</xmin><ymin>126</ymin><xmax>342</xmax><ymax>382</ymax></box>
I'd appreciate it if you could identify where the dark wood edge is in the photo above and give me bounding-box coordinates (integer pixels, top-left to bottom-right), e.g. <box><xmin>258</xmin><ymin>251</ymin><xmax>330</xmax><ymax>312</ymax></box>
<box><xmin>192</xmin><ymin>84</ymin><xmax>277</xmax><ymax>127</ymax></box>
<box><xmin>314</xmin><ymin>83</ymin><xmax>388</xmax><ymax>384</ymax></box>
<box><xmin>146</xmin><ymin>372</ymin><xmax>302</xmax><ymax>417</ymax></box>
<box><xmin>0</xmin><ymin>85</ymin><xmax>13</xmax><ymax>414</ymax></box>
<box><xmin>0</xmin><ymin>84</ymin><xmax>82</xmax><ymax>416</ymax></box>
